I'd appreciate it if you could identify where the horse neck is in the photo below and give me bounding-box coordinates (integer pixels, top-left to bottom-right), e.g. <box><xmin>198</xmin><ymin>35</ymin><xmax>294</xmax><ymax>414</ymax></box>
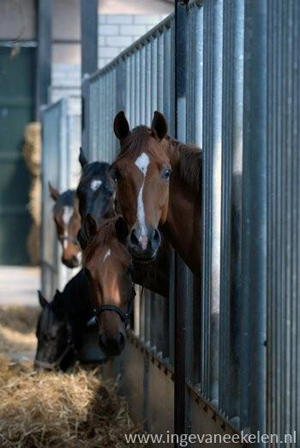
<box><xmin>133</xmin><ymin>239</ymin><xmax>170</xmax><ymax>298</ymax></box>
<box><xmin>161</xmin><ymin>139</ymin><xmax>201</xmax><ymax>276</ymax></box>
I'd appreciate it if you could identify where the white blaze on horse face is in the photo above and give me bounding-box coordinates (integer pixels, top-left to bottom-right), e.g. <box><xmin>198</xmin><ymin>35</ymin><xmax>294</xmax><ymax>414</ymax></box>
<box><xmin>91</xmin><ymin>179</ymin><xmax>102</xmax><ymax>191</ymax></box>
<box><xmin>62</xmin><ymin>206</ymin><xmax>74</xmax><ymax>249</ymax></box>
<box><xmin>103</xmin><ymin>249</ymin><xmax>111</xmax><ymax>262</ymax></box>
<box><xmin>134</xmin><ymin>152</ymin><xmax>150</xmax><ymax>250</ymax></box>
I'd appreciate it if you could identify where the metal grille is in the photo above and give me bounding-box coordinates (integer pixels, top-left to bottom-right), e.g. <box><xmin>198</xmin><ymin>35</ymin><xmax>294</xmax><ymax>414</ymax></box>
<box><xmin>80</xmin><ymin>0</ymin><xmax>300</xmax><ymax>442</ymax></box>
<box><xmin>41</xmin><ymin>97</ymin><xmax>81</xmax><ymax>298</ymax></box>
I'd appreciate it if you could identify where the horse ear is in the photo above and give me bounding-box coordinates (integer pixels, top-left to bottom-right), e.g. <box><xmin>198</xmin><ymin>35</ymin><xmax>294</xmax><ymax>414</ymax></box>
<box><xmin>48</xmin><ymin>182</ymin><xmax>59</xmax><ymax>201</ymax></box>
<box><xmin>115</xmin><ymin>216</ymin><xmax>129</xmax><ymax>241</ymax></box>
<box><xmin>151</xmin><ymin>111</ymin><xmax>168</xmax><ymax>140</ymax></box>
<box><xmin>79</xmin><ymin>147</ymin><xmax>88</xmax><ymax>168</ymax></box>
<box><xmin>38</xmin><ymin>290</ymin><xmax>48</xmax><ymax>308</ymax></box>
<box><xmin>114</xmin><ymin>111</ymin><xmax>130</xmax><ymax>142</ymax></box>
<box><xmin>82</xmin><ymin>213</ymin><xmax>98</xmax><ymax>243</ymax></box>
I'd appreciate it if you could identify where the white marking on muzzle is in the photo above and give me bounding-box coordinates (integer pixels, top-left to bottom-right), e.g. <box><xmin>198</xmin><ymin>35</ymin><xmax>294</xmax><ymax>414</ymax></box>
<box><xmin>91</xmin><ymin>179</ymin><xmax>102</xmax><ymax>191</ymax></box>
<box><xmin>103</xmin><ymin>249</ymin><xmax>111</xmax><ymax>262</ymax></box>
<box><xmin>134</xmin><ymin>153</ymin><xmax>150</xmax><ymax>250</ymax></box>
<box><xmin>62</xmin><ymin>206</ymin><xmax>74</xmax><ymax>249</ymax></box>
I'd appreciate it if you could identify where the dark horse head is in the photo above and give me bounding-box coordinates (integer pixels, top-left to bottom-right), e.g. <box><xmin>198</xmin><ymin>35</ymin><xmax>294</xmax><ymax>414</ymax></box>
<box><xmin>76</xmin><ymin>148</ymin><xmax>115</xmax><ymax>225</ymax></box>
<box><xmin>34</xmin><ymin>290</ymin><xmax>74</xmax><ymax>371</ymax></box>
<box><xmin>82</xmin><ymin>215</ymin><xmax>134</xmax><ymax>357</ymax></box>
<box><xmin>49</xmin><ymin>183</ymin><xmax>81</xmax><ymax>268</ymax></box>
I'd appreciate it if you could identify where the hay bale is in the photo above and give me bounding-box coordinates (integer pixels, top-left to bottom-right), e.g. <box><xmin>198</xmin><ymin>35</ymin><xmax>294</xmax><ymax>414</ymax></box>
<box><xmin>0</xmin><ymin>307</ymin><xmax>145</xmax><ymax>448</ymax></box>
<box><xmin>23</xmin><ymin>122</ymin><xmax>42</xmax><ymax>265</ymax></box>
<box><xmin>23</xmin><ymin>123</ymin><xmax>41</xmax><ymax>177</ymax></box>
<box><xmin>0</xmin><ymin>306</ymin><xmax>39</xmax><ymax>358</ymax></box>
<box><xmin>0</xmin><ymin>358</ymin><xmax>144</xmax><ymax>448</ymax></box>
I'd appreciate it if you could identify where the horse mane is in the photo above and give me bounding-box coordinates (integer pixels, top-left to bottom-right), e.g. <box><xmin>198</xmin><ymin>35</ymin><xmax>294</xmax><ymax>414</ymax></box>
<box><xmin>83</xmin><ymin>217</ymin><xmax>128</xmax><ymax>265</ymax></box>
<box><xmin>169</xmin><ymin>138</ymin><xmax>202</xmax><ymax>194</ymax></box>
<box><xmin>79</xmin><ymin>161</ymin><xmax>111</xmax><ymax>183</ymax></box>
<box><xmin>117</xmin><ymin>125</ymin><xmax>202</xmax><ymax>194</ymax></box>
<box><xmin>117</xmin><ymin>126</ymin><xmax>151</xmax><ymax>159</ymax></box>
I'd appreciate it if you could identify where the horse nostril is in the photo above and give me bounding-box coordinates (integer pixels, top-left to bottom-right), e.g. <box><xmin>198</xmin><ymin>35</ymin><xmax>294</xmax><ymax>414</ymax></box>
<box><xmin>151</xmin><ymin>228</ymin><xmax>161</xmax><ymax>250</ymax></box>
<box><xmin>130</xmin><ymin>229</ymin><xmax>139</xmax><ymax>247</ymax></box>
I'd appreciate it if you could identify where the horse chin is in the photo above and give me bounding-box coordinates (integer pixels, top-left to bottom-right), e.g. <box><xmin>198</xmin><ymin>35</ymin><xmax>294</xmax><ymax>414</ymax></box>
<box><xmin>131</xmin><ymin>250</ymin><xmax>157</xmax><ymax>264</ymax></box>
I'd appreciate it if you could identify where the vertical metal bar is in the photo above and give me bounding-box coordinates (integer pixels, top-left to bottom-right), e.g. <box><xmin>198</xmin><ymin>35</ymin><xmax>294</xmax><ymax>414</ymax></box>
<box><xmin>194</xmin><ymin>5</ymin><xmax>203</xmax><ymax>148</ymax></box>
<box><xmin>241</xmin><ymin>0</ymin><xmax>267</xmax><ymax>436</ymax></box>
<box><xmin>219</xmin><ymin>0</ymin><xmax>244</xmax><ymax>426</ymax></box>
<box><xmin>135</xmin><ymin>50</ymin><xmax>141</xmax><ymax>125</ymax></box>
<box><xmin>266</xmin><ymin>1</ymin><xmax>300</xmax><ymax>443</ymax></box>
<box><xmin>202</xmin><ymin>0</ymin><xmax>223</xmax><ymax>405</ymax></box>
<box><xmin>81</xmin><ymin>76</ymin><xmax>90</xmax><ymax>158</ymax></box>
<box><xmin>151</xmin><ymin>37</ymin><xmax>158</xmax><ymax>115</ymax></box>
<box><xmin>140</xmin><ymin>46</ymin><xmax>146</xmax><ymax>123</ymax></box>
<box><xmin>157</xmin><ymin>32</ymin><xmax>164</xmax><ymax>112</ymax></box>
<box><xmin>36</xmin><ymin>0</ymin><xmax>52</xmax><ymax>116</ymax></box>
<box><xmin>163</xmin><ymin>27</ymin><xmax>171</xmax><ymax>124</ymax></box>
<box><xmin>125</xmin><ymin>57</ymin><xmax>131</xmax><ymax>119</ymax></box>
<box><xmin>81</xmin><ymin>0</ymin><xmax>98</xmax><ymax>78</ymax></box>
<box><xmin>130</xmin><ymin>55</ymin><xmax>136</xmax><ymax>126</ymax></box>
<box><xmin>174</xmin><ymin>1</ymin><xmax>188</xmax><ymax>442</ymax></box>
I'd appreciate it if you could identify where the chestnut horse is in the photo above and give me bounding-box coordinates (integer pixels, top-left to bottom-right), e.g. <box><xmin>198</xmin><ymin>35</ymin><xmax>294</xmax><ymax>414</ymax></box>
<box><xmin>112</xmin><ymin>111</ymin><xmax>202</xmax><ymax>276</ymax></box>
<box><xmin>49</xmin><ymin>183</ymin><xmax>81</xmax><ymax>268</ymax></box>
<box><xmin>77</xmin><ymin>150</ymin><xmax>170</xmax><ymax>298</ymax></box>
<box><xmin>82</xmin><ymin>215</ymin><xmax>135</xmax><ymax>356</ymax></box>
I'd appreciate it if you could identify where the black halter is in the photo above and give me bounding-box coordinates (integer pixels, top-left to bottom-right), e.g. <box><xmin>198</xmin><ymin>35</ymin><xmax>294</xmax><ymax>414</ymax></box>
<box><xmin>94</xmin><ymin>284</ymin><xmax>136</xmax><ymax>329</ymax></box>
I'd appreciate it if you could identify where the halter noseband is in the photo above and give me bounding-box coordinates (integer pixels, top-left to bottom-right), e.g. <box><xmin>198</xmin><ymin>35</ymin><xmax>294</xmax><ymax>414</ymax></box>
<box><xmin>94</xmin><ymin>285</ymin><xmax>136</xmax><ymax>329</ymax></box>
<box><xmin>59</xmin><ymin>235</ymin><xmax>80</xmax><ymax>247</ymax></box>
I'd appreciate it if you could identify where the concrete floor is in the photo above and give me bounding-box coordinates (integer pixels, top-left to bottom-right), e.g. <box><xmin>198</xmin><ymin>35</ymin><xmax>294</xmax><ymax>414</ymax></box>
<box><xmin>0</xmin><ymin>266</ymin><xmax>40</xmax><ymax>306</ymax></box>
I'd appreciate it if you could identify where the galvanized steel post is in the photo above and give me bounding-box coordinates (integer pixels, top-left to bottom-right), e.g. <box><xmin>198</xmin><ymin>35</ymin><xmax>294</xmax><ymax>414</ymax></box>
<box><xmin>241</xmin><ymin>0</ymin><xmax>267</xmax><ymax>437</ymax></box>
<box><xmin>174</xmin><ymin>0</ymin><xmax>189</xmax><ymax>442</ymax></box>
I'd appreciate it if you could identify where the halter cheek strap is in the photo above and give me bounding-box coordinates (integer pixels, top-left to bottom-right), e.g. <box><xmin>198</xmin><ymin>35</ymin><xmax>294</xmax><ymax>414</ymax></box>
<box><xmin>94</xmin><ymin>285</ymin><xmax>136</xmax><ymax>329</ymax></box>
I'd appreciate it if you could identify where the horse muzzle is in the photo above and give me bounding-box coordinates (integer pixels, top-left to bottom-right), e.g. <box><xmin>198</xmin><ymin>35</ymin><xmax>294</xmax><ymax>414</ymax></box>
<box><xmin>128</xmin><ymin>226</ymin><xmax>161</xmax><ymax>260</ymax></box>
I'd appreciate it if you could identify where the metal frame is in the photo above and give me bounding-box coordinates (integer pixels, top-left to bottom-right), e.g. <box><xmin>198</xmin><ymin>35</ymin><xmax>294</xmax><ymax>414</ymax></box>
<box><xmin>36</xmin><ymin>0</ymin><xmax>52</xmax><ymax>118</ymax></box>
<box><xmin>77</xmin><ymin>0</ymin><xmax>300</xmax><ymax>444</ymax></box>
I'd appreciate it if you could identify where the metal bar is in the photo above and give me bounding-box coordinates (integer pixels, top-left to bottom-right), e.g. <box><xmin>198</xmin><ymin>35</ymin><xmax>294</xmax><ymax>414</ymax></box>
<box><xmin>81</xmin><ymin>0</ymin><xmax>98</xmax><ymax>78</ymax></box>
<box><xmin>241</xmin><ymin>0</ymin><xmax>267</xmax><ymax>436</ymax></box>
<box><xmin>36</xmin><ymin>0</ymin><xmax>52</xmax><ymax>118</ymax></box>
<box><xmin>219</xmin><ymin>0</ymin><xmax>244</xmax><ymax>426</ymax></box>
<box><xmin>174</xmin><ymin>1</ymin><xmax>188</xmax><ymax>443</ymax></box>
<box><xmin>88</xmin><ymin>14</ymin><xmax>174</xmax><ymax>82</ymax></box>
<box><xmin>202</xmin><ymin>0</ymin><xmax>223</xmax><ymax>406</ymax></box>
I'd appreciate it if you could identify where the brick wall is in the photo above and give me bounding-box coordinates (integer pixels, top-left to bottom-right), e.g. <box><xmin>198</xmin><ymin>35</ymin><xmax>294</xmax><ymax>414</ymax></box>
<box><xmin>51</xmin><ymin>13</ymin><xmax>168</xmax><ymax>102</ymax></box>
<box><xmin>98</xmin><ymin>14</ymin><xmax>167</xmax><ymax>69</ymax></box>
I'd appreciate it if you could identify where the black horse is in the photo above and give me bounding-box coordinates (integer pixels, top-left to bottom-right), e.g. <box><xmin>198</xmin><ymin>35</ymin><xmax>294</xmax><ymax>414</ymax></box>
<box><xmin>35</xmin><ymin>270</ymin><xmax>105</xmax><ymax>371</ymax></box>
<box><xmin>77</xmin><ymin>149</ymin><xmax>115</xmax><ymax>222</ymax></box>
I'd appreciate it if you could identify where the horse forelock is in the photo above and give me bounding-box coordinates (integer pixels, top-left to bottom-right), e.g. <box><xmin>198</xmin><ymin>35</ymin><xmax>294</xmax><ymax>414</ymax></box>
<box><xmin>118</xmin><ymin>126</ymin><xmax>152</xmax><ymax>159</ymax></box>
<box><xmin>53</xmin><ymin>190</ymin><xmax>75</xmax><ymax>213</ymax></box>
<box><xmin>83</xmin><ymin>218</ymin><xmax>129</xmax><ymax>266</ymax></box>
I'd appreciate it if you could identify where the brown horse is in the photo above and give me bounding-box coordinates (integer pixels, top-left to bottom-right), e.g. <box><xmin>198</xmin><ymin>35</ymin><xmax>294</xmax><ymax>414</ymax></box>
<box><xmin>82</xmin><ymin>215</ymin><xmax>135</xmax><ymax>356</ymax></box>
<box><xmin>112</xmin><ymin>111</ymin><xmax>202</xmax><ymax>276</ymax></box>
<box><xmin>49</xmin><ymin>183</ymin><xmax>81</xmax><ymax>268</ymax></box>
<box><xmin>77</xmin><ymin>151</ymin><xmax>170</xmax><ymax>298</ymax></box>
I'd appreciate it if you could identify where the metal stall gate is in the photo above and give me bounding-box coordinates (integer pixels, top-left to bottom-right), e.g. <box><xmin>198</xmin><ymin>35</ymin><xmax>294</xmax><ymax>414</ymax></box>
<box><xmin>82</xmin><ymin>0</ymin><xmax>300</xmax><ymax>445</ymax></box>
<box><xmin>41</xmin><ymin>97</ymin><xmax>81</xmax><ymax>299</ymax></box>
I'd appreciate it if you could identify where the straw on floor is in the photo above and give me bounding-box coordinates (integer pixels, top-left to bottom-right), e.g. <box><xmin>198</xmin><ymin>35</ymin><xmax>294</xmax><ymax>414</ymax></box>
<box><xmin>0</xmin><ymin>306</ymin><xmax>145</xmax><ymax>448</ymax></box>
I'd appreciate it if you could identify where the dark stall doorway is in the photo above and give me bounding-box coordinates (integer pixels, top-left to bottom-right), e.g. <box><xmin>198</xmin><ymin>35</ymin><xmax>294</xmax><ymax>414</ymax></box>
<box><xmin>0</xmin><ymin>47</ymin><xmax>35</xmax><ymax>265</ymax></box>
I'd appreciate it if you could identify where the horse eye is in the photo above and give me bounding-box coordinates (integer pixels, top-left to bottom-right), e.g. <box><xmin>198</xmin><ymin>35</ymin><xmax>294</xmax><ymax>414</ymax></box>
<box><xmin>163</xmin><ymin>168</ymin><xmax>171</xmax><ymax>180</ymax></box>
<box><xmin>114</xmin><ymin>170</ymin><xmax>121</xmax><ymax>183</ymax></box>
